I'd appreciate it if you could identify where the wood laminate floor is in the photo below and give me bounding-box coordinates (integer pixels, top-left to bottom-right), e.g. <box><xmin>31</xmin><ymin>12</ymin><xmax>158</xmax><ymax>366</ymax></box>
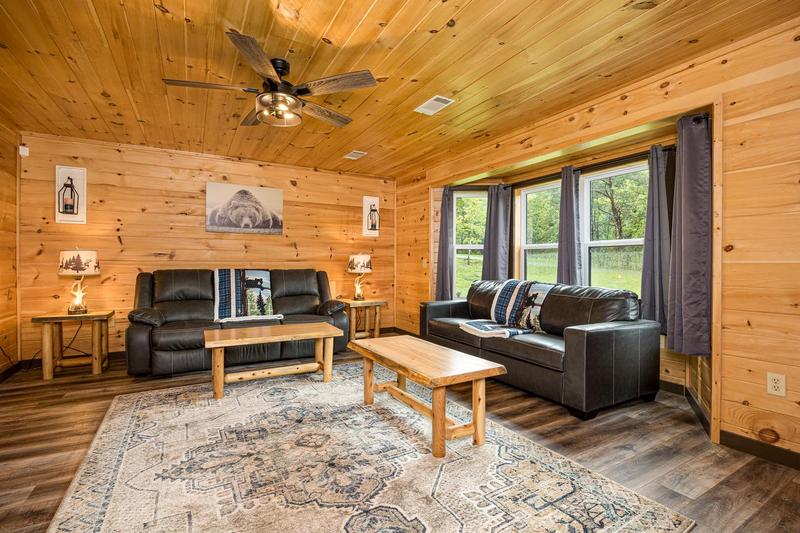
<box><xmin>1</xmin><ymin>353</ymin><xmax>798</xmax><ymax>532</ymax></box>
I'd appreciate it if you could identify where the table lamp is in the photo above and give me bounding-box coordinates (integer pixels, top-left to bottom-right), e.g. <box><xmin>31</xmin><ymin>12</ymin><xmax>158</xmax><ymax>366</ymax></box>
<box><xmin>58</xmin><ymin>249</ymin><xmax>100</xmax><ymax>314</ymax></box>
<box><xmin>347</xmin><ymin>254</ymin><xmax>372</xmax><ymax>300</ymax></box>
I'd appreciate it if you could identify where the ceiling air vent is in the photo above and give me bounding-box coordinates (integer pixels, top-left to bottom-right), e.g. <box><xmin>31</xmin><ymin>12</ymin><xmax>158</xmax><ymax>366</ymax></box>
<box><xmin>344</xmin><ymin>150</ymin><xmax>368</xmax><ymax>160</ymax></box>
<box><xmin>414</xmin><ymin>95</ymin><xmax>455</xmax><ymax>116</ymax></box>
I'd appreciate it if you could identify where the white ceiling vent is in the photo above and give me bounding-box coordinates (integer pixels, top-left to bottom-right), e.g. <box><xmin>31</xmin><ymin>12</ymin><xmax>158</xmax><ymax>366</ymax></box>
<box><xmin>344</xmin><ymin>150</ymin><xmax>368</xmax><ymax>160</ymax></box>
<box><xmin>414</xmin><ymin>95</ymin><xmax>455</xmax><ymax>116</ymax></box>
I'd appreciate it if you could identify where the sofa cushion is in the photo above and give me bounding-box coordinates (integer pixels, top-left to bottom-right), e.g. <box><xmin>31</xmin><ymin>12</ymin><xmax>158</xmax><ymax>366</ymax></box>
<box><xmin>281</xmin><ymin>314</ymin><xmax>334</xmax><ymax>325</ymax></box>
<box><xmin>466</xmin><ymin>280</ymin><xmax>504</xmax><ymax>319</ymax></box>
<box><xmin>270</xmin><ymin>269</ymin><xmax>321</xmax><ymax>315</ymax></box>
<box><xmin>151</xmin><ymin>320</ymin><xmax>219</xmax><ymax>351</ymax></box>
<box><xmin>428</xmin><ymin>317</ymin><xmax>482</xmax><ymax>348</ymax></box>
<box><xmin>153</xmin><ymin>269</ymin><xmax>214</xmax><ymax>303</ymax></box>
<box><xmin>220</xmin><ymin>318</ymin><xmax>281</xmax><ymax>329</ymax></box>
<box><xmin>154</xmin><ymin>300</ymin><xmax>214</xmax><ymax>322</ymax></box>
<box><xmin>539</xmin><ymin>284</ymin><xmax>639</xmax><ymax>336</ymax></box>
<box><xmin>482</xmin><ymin>333</ymin><xmax>565</xmax><ymax>371</ymax></box>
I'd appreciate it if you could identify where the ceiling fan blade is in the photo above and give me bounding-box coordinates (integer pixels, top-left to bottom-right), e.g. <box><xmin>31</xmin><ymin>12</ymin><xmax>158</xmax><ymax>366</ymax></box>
<box><xmin>294</xmin><ymin>70</ymin><xmax>376</xmax><ymax>96</ymax></box>
<box><xmin>300</xmin><ymin>100</ymin><xmax>352</xmax><ymax>127</ymax></box>
<box><xmin>163</xmin><ymin>78</ymin><xmax>259</xmax><ymax>93</ymax></box>
<box><xmin>240</xmin><ymin>107</ymin><xmax>260</xmax><ymax>126</ymax></box>
<box><xmin>226</xmin><ymin>30</ymin><xmax>281</xmax><ymax>82</ymax></box>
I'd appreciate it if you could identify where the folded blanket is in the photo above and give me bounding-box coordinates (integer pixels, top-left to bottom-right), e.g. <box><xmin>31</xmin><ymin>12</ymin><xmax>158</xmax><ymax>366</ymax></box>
<box><xmin>214</xmin><ymin>269</ymin><xmax>284</xmax><ymax>323</ymax></box>
<box><xmin>460</xmin><ymin>319</ymin><xmax>533</xmax><ymax>338</ymax></box>
<box><xmin>460</xmin><ymin>280</ymin><xmax>555</xmax><ymax>338</ymax></box>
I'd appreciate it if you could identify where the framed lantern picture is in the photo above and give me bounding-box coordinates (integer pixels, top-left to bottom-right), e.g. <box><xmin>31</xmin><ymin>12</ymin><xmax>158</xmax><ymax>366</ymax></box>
<box><xmin>362</xmin><ymin>196</ymin><xmax>380</xmax><ymax>237</ymax></box>
<box><xmin>55</xmin><ymin>165</ymin><xmax>87</xmax><ymax>224</ymax></box>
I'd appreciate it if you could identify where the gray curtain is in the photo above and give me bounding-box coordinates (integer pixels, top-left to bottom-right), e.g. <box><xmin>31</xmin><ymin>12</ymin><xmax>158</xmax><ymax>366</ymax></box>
<box><xmin>667</xmin><ymin>114</ymin><xmax>712</xmax><ymax>355</ymax></box>
<box><xmin>641</xmin><ymin>145</ymin><xmax>675</xmax><ymax>334</ymax></box>
<box><xmin>556</xmin><ymin>166</ymin><xmax>581</xmax><ymax>284</ymax></box>
<box><xmin>435</xmin><ymin>186</ymin><xmax>455</xmax><ymax>300</ymax></box>
<box><xmin>482</xmin><ymin>185</ymin><xmax>513</xmax><ymax>280</ymax></box>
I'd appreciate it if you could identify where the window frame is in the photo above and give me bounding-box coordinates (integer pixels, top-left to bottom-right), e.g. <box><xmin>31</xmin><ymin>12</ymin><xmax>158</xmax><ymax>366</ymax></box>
<box><xmin>452</xmin><ymin>190</ymin><xmax>488</xmax><ymax>297</ymax></box>
<box><xmin>579</xmin><ymin>161</ymin><xmax>648</xmax><ymax>287</ymax></box>
<box><xmin>518</xmin><ymin>180</ymin><xmax>561</xmax><ymax>282</ymax></box>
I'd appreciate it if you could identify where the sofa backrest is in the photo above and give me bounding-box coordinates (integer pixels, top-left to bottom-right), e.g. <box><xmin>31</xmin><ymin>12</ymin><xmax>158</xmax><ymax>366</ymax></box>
<box><xmin>464</xmin><ymin>280</ymin><xmax>640</xmax><ymax>335</ymax></box>
<box><xmin>152</xmin><ymin>269</ymin><xmax>215</xmax><ymax>322</ymax></box>
<box><xmin>466</xmin><ymin>280</ymin><xmax>505</xmax><ymax>319</ymax></box>
<box><xmin>539</xmin><ymin>284</ymin><xmax>639</xmax><ymax>336</ymax></box>
<box><xmin>269</xmin><ymin>269</ymin><xmax>321</xmax><ymax>315</ymax></box>
<box><xmin>134</xmin><ymin>268</ymin><xmax>333</xmax><ymax>321</ymax></box>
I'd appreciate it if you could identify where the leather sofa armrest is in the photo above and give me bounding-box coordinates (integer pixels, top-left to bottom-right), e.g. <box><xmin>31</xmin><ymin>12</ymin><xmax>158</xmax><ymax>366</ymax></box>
<box><xmin>562</xmin><ymin>320</ymin><xmax>661</xmax><ymax>415</ymax></box>
<box><xmin>128</xmin><ymin>307</ymin><xmax>166</xmax><ymax>327</ymax></box>
<box><xmin>419</xmin><ymin>299</ymin><xmax>469</xmax><ymax>337</ymax></box>
<box><xmin>318</xmin><ymin>299</ymin><xmax>346</xmax><ymax>316</ymax></box>
<box><xmin>126</xmin><ymin>322</ymin><xmax>153</xmax><ymax>375</ymax></box>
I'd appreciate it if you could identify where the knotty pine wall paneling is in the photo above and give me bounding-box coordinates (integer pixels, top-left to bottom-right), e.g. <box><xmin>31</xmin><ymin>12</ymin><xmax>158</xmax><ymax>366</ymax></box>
<box><xmin>396</xmin><ymin>21</ymin><xmax>800</xmax><ymax>453</ymax></box>
<box><xmin>18</xmin><ymin>133</ymin><xmax>395</xmax><ymax>358</ymax></box>
<box><xmin>0</xmin><ymin>122</ymin><xmax>17</xmax><ymax>371</ymax></box>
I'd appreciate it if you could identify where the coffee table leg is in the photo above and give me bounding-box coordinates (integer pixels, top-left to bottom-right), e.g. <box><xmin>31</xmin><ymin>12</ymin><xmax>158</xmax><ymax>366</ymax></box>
<box><xmin>472</xmin><ymin>378</ymin><xmax>486</xmax><ymax>445</ymax></box>
<box><xmin>91</xmin><ymin>321</ymin><xmax>103</xmax><ymax>375</ymax></box>
<box><xmin>363</xmin><ymin>358</ymin><xmax>374</xmax><ymax>405</ymax></box>
<box><xmin>432</xmin><ymin>386</ymin><xmax>447</xmax><ymax>458</ymax></box>
<box><xmin>212</xmin><ymin>347</ymin><xmax>224</xmax><ymax>399</ymax></box>
<box><xmin>42</xmin><ymin>323</ymin><xmax>54</xmax><ymax>380</ymax></box>
<box><xmin>396</xmin><ymin>374</ymin><xmax>406</xmax><ymax>391</ymax></box>
<box><xmin>314</xmin><ymin>337</ymin><xmax>323</xmax><ymax>368</ymax></box>
<box><xmin>323</xmin><ymin>337</ymin><xmax>334</xmax><ymax>382</ymax></box>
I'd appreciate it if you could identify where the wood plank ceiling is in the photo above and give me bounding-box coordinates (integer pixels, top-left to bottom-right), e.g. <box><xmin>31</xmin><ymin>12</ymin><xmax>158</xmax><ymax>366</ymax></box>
<box><xmin>0</xmin><ymin>0</ymin><xmax>796</xmax><ymax>180</ymax></box>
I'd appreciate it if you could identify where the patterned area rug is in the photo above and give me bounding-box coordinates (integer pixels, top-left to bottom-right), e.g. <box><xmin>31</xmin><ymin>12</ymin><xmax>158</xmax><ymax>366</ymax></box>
<box><xmin>49</xmin><ymin>364</ymin><xmax>694</xmax><ymax>532</ymax></box>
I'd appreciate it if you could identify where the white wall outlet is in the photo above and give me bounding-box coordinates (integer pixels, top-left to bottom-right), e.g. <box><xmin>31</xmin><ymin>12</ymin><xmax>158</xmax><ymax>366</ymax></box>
<box><xmin>767</xmin><ymin>372</ymin><xmax>786</xmax><ymax>397</ymax></box>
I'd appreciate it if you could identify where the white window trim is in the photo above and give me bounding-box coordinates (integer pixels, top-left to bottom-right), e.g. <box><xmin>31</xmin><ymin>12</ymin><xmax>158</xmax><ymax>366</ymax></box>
<box><xmin>519</xmin><ymin>181</ymin><xmax>560</xmax><ymax>280</ymax></box>
<box><xmin>579</xmin><ymin>162</ymin><xmax>647</xmax><ymax>286</ymax></box>
<box><xmin>452</xmin><ymin>191</ymin><xmax>488</xmax><ymax>296</ymax></box>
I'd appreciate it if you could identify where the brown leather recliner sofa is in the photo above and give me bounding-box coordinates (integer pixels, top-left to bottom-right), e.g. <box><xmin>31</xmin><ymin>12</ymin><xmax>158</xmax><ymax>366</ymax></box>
<box><xmin>126</xmin><ymin>269</ymin><xmax>348</xmax><ymax>376</ymax></box>
<box><xmin>420</xmin><ymin>281</ymin><xmax>661</xmax><ymax>420</ymax></box>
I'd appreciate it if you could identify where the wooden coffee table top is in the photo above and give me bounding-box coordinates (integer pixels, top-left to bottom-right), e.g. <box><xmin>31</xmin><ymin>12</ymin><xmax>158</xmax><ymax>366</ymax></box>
<box><xmin>349</xmin><ymin>335</ymin><xmax>506</xmax><ymax>388</ymax></box>
<box><xmin>204</xmin><ymin>322</ymin><xmax>342</xmax><ymax>349</ymax></box>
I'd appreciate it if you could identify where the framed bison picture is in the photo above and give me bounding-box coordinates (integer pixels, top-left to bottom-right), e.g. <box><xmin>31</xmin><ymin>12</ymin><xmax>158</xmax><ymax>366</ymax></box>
<box><xmin>206</xmin><ymin>182</ymin><xmax>283</xmax><ymax>234</ymax></box>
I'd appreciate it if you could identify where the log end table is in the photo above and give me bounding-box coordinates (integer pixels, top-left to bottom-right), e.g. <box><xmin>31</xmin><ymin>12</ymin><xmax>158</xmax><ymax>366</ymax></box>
<box><xmin>340</xmin><ymin>298</ymin><xmax>387</xmax><ymax>340</ymax></box>
<box><xmin>31</xmin><ymin>310</ymin><xmax>115</xmax><ymax>380</ymax></box>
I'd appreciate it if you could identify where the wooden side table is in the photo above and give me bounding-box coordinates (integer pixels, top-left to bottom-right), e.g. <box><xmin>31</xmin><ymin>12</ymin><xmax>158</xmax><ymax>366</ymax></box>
<box><xmin>340</xmin><ymin>299</ymin><xmax>387</xmax><ymax>340</ymax></box>
<box><xmin>31</xmin><ymin>310</ymin><xmax>115</xmax><ymax>380</ymax></box>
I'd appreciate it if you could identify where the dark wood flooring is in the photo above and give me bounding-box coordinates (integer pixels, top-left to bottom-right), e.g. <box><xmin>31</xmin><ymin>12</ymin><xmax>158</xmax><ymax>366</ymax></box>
<box><xmin>1</xmin><ymin>353</ymin><xmax>798</xmax><ymax>532</ymax></box>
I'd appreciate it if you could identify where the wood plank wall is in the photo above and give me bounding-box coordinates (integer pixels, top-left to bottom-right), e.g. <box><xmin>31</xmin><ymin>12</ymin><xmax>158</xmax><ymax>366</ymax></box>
<box><xmin>0</xmin><ymin>123</ymin><xmax>16</xmax><ymax>371</ymax></box>
<box><xmin>17</xmin><ymin>133</ymin><xmax>395</xmax><ymax>358</ymax></box>
<box><xmin>395</xmin><ymin>21</ymin><xmax>800</xmax><ymax>453</ymax></box>
<box><xmin>718</xmin><ymin>71</ymin><xmax>800</xmax><ymax>452</ymax></box>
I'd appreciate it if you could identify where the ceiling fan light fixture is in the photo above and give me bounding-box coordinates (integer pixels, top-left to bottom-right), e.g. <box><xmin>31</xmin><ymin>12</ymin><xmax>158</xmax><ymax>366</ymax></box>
<box><xmin>256</xmin><ymin>92</ymin><xmax>302</xmax><ymax>127</ymax></box>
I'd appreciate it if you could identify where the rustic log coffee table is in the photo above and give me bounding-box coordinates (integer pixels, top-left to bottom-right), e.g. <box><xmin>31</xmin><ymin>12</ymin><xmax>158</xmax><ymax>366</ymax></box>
<box><xmin>204</xmin><ymin>322</ymin><xmax>343</xmax><ymax>399</ymax></box>
<box><xmin>348</xmin><ymin>335</ymin><xmax>506</xmax><ymax>458</ymax></box>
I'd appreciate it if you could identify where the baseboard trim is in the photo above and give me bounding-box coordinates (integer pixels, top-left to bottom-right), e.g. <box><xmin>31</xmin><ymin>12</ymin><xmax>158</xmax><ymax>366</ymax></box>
<box><xmin>0</xmin><ymin>361</ymin><xmax>21</xmax><ymax>383</ymax></box>
<box><xmin>721</xmin><ymin>430</ymin><xmax>800</xmax><ymax>470</ymax></box>
<box><xmin>684</xmin><ymin>388</ymin><xmax>711</xmax><ymax>436</ymax></box>
<box><xmin>659</xmin><ymin>380</ymin><xmax>685</xmax><ymax>395</ymax></box>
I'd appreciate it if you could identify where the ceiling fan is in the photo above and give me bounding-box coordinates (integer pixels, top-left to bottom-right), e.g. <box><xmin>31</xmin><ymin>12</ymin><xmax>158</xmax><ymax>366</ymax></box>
<box><xmin>163</xmin><ymin>30</ymin><xmax>377</xmax><ymax>128</ymax></box>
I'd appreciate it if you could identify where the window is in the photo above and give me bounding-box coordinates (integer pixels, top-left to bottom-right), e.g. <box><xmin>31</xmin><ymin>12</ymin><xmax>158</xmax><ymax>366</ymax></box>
<box><xmin>520</xmin><ymin>182</ymin><xmax>560</xmax><ymax>283</ymax></box>
<box><xmin>581</xmin><ymin>162</ymin><xmax>648</xmax><ymax>293</ymax></box>
<box><xmin>453</xmin><ymin>192</ymin><xmax>487</xmax><ymax>298</ymax></box>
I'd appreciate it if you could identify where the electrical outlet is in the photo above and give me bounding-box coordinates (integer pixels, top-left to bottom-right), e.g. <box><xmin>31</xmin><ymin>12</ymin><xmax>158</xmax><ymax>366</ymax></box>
<box><xmin>767</xmin><ymin>373</ymin><xmax>786</xmax><ymax>397</ymax></box>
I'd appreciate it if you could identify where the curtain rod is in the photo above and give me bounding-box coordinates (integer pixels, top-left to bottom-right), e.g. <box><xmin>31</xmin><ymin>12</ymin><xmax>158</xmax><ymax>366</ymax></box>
<box><xmin>510</xmin><ymin>145</ymin><xmax>675</xmax><ymax>190</ymax></box>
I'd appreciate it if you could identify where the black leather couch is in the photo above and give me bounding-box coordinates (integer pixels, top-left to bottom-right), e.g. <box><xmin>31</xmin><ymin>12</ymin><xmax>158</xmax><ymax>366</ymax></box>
<box><xmin>420</xmin><ymin>281</ymin><xmax>660</xmax><ymax>420</ymax></box>
<box><xmin>126</xmin><ymin>269</ymin><xmax>348</xmax><ymax>376</ymax></box>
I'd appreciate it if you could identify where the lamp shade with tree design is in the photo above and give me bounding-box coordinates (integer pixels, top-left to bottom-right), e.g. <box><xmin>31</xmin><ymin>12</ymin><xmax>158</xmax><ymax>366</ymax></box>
<box><xmin>58</xmin><ymin>250</ymin><xmax>100</xmax><ymax>314</ymax></box>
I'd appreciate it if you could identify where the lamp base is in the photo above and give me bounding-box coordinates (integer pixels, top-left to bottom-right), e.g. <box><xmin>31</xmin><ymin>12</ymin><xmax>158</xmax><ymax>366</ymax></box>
<box><xmin>353</xmin><ymin>273</ymin><xmax>367</xmax><ymax>300</ymax></box>
<box><xmin>68</xmin><ymin>303</ymin><xmax>88</xmax><ymax>315</ymax></box>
